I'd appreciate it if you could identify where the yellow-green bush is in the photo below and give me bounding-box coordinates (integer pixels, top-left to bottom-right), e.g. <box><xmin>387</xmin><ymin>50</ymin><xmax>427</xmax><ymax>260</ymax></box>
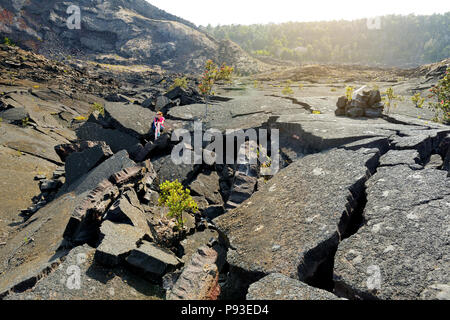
<box><xmin>158</xmin><ymin>180</ymin><xmax>198</xmax><ymax>230</ymax></box>
<box><xmin>411</xmin><ymin>92</ymin><xmax>425</xmax><ymax>109</ymax></box>
<box><xmin>169</xmin><ymin>77</ymin><xmax>188</xmax><ymax>91</ymax></box>
<box><xmin>427</xmin><ymin>68</ymin><xmax>449</xmax><ymax>124</ymax></box>
<box><xmin>345</xmin><ymin>86</ymin><xmax>354</xmax><ymax>101</ymax></box>
<box><xmin>282</xmin><ymin>80</ymin><xmax>293</xmax><ymax>95</ymax></box>
<box><xmin>90</xmin><ymin>102</ymin><xmax>105</xmax><ymax>116</ymax></box>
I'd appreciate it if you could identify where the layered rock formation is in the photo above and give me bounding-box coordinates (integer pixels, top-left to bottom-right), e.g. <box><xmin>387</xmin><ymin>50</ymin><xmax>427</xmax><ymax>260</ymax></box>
<box><xmin>0</xmin><ymin>0</ymin><xmax>268</xmax><ymax>74</ymax></box>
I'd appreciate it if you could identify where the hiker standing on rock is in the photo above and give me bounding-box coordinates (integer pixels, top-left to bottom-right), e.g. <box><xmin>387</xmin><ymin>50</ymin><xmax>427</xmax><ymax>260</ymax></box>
<box><xmin>153</xmin><ymin>111</ymin><xmax>165</xmax><ymax>140</ymax></box>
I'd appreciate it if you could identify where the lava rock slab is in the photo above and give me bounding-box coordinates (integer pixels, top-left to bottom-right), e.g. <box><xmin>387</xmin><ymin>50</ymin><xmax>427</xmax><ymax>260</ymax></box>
<box><xmin>247</xmin><ymin>273</ymin><xmax>342</xmax><ymax>300</ymax></box>
<box><xmin>334</xmin><ymin>165</ymin><xmax>450</xmax><ymax>300</ymax></box>
<box><xmin>214</xmin><ymin>148</ymin><xmax>380</xmax><ymax>297</ymax></box>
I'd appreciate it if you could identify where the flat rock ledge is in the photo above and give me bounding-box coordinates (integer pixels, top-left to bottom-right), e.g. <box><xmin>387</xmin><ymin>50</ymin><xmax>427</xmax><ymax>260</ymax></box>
<box><xmin>334</xmin><ymin>165</ymin><xmax>450</xmax><ymax>300</ymax></box>
<box><xmin>247</xmin><ymin>273</ymin><xmax>342</xmax><ymax>300</ymax></box>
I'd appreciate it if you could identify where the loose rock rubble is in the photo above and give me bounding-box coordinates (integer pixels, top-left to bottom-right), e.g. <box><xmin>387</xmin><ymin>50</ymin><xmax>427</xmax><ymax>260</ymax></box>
<box><xmin>335</xmin><ymin>87</ymin><xmax>384</xmax><ymax>118</ymax></box>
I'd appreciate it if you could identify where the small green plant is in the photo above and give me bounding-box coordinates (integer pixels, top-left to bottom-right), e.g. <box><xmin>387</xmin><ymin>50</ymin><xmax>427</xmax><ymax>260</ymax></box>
<box><xmin>0</xmin><ymin>117</ymin><xmax>2</xmax><ymax>127</ymax></box>
<box><xmin>282</xmin><ymin>80</ymin><xmax>294</xmax><ymax>95</ymax></box>
<box><xmin>90</xmin><ymin>102</ymin><xmax>105</xmax><ymax>116</ymax></box>
<box><xmin>256</xmin><ymin>145</ymin><xmax>273</xmax><ymax>180</ymax></box>
<box><xmin>298</xmin><ymin>83</ymin><xmax>304</xmax><ymax>90</ymax></box>
<box><xmin>411</xmin><ymin>92</ymin><xmax>425</xmax><ymax>109</ymax></box>
<box><xmin>427</xmin><ymin>68</ymin><xmax>449</xmax><ymax>124</ymax></box>
<box><xmin>3</xmin><ymin>37</ymin><xmax>15</xmax><ymax>47</ymax></box>
<box><xmin>169</xmin><ymin>77</ymin><xmax>188</xmax><ymax>91</ymax></box>
<box><xmin>158</xmin><ymin>180</ymin><xmax>199</xmax><ymax>231</ymax></box>
<box><xmin>345</xmin><ymin>86</ymin><xmax>354</xmax><ymax>101</ymax></box>
<box><xmin>382</xmin><ymin>87</ymin><xmax>402</xmax><ymax>114</ymax></box>
<box><xmin>21</xmin><ymin>117</ymin><xmax>29</xmax><ymax>127</ymax></box>
<box><xmin>253</xmin><ymin>80</ymin><xmax>263</xmax><ymax>89</ymax></box>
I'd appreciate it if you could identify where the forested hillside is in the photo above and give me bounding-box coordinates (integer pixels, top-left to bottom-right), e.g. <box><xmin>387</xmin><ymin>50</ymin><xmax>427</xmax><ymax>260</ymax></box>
<box><xmin>203</xmin><ymin>13</ymin><xmax>450</xmax><ymax>67</ymax></box>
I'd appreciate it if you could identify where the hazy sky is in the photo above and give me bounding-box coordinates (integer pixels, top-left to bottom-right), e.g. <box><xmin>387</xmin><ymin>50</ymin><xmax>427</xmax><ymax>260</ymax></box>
<box><xmin>147</xmin><ymin>0</ymin><xmax>449</xmax><ymax>26</ymax></box>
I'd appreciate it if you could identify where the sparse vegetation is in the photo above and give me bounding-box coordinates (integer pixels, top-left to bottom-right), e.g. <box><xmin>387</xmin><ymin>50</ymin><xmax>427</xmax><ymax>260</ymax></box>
<box><xmin>411</xmin><ymin>92</ymin><xmax>425</xmax><ymax>109</ymax></box>
<box><xmin>345</xmin><ymin>86</ymin><xmax>354</xmax><ymax>101</ymax></box>
<box><xmin>428</xmin><ymin>68</ymin><xmax>449</xmax><ymax>124</ymax></box>
<box><xmin>3</xmin><ymin>37</ymin><xmax>15</xmax><ymax>47</ymax></box>
<box><xmin>158</xmin><ymin>180</ymin><xmax>199</xmax><ymax>231</ymax></box>
<box><xmin>257</xmin><ymin>145</ymin><xmax>273</xmax><ymax>181</ymax></box>
<box><xmin>21</xmin><ymin>117</ymin><xmax>30</xmax><ymax>127</ymax></box>
<box><xmin>253</xmin><ymin>80</ymin><xmax>263</xmax><ymax>89</ymax></box>
<box><xmin>90</xmin><ymin>102</ymin><xmax>105</xmax><ymax>116</ymax></box>
<box><xmin>382</xmin><ymin>87</ymin><xmax>403</xmax><ymax>114</ymax></box>
<box><xmin>282</xmin><ymin>80</ymin><xmax>294</xmax><ymax>95</ymax></box>
<box><xmin>73</xmin><ymin>115</ymin><xmax>87</xmax><ymax>121</ymax></box>
<box><xmin>198</xmin><ymin>60</ymin><xmax>234</xmax><ymax>117</ymax></box>
<box><xmin>169</xmin><ymin>77</ymin><xmax>188</xmax><ymax>91</ymax></box>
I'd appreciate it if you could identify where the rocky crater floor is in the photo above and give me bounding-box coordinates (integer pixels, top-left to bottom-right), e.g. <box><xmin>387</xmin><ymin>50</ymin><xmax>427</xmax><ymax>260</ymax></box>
<box><xmin>0</xmin><ymin>45</ymin><xmax>449</xmax><ymax>300</ymax></box>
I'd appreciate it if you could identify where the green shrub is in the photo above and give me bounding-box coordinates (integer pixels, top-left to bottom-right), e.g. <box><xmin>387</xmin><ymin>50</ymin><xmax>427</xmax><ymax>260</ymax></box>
<box><xmin>282</xmin><ymin>80</ymin><xmax>293</xmax><ymax>95</ymax></box>
<box><xmin>90</xmin><ymin>102</ymin><xmax>105</xmax><ymax>116</ymax></box>
<box><xmin>411</xmin><ymin>92</ymin><xmax>425</xmax><ymax>108</ymax></box>
<box><xmin>345</xmin><ymin>86</ymin><xmax>354</xmax><ymax>101</ymax></box>
<box><xmin>427</xmin><ymin>68</ymin><xmax>449</xmax><ymax>124</ymax></box>
<box><xmin>158</xmin><ymin>180</ymin><xmax>199</xmax><ymax>231</ymax></box>
<box><xmin>169</xmin><ymin>77</ymin><xmax>188</xmax><ymax>91</ymax></box>
<box><xmin>382</xmin><ymin>87</ymin><xmax>403</xmax><ymax>114</ymax></box>
<box><xmin>21</xmin><ymin>117</ymin><xmax>29</xmax><ymax>127</ymax></box>
<box><xmin>3</xmin><ymin>37</ymin><xmax>15</xmax><ymax>47</ymax></box>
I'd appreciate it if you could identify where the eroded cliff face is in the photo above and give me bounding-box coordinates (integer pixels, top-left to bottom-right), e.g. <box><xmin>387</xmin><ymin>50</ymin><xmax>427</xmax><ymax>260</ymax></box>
<box><xmin>0</xmin><ymin>0</ymin><xmax>268</xmax><ymax>74</ymax></box>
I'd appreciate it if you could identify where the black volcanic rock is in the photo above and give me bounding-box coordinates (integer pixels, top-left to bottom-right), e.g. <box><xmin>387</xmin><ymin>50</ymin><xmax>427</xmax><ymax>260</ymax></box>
<box><xmin>65</xmin><ymin>143</ymin><xmax>114</xmax><ymax>185</ymax></box>
<box><xmin>334</xmin><ymin>166</ymin><xmax>450</xmax><ymax>300</ymax></box>
<box><xmin>0</xmin><ymin>107</ymin><xmax>29</xmax><ymax>124</ymax></box>
<box><xmin>76</xmin><ymin>122</ymin><xmax>142</xmax><ymax>157</ymax></box>
<box><xmin>247</xmin><ymin>273</ymin><xmax>342</xmax><ymax>300</ymax></box>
